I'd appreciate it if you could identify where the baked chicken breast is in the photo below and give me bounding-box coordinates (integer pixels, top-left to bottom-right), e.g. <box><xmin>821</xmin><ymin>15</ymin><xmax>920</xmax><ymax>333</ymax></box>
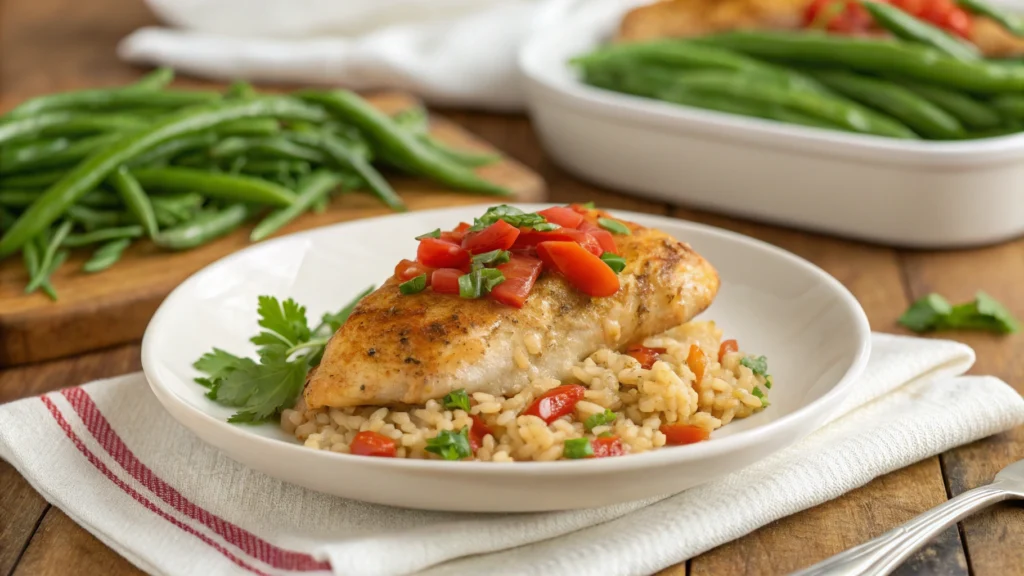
<box><xmin>303</xmin><ymin>208</ymin><xmax>719</xmax><ymax>409</ymax></box>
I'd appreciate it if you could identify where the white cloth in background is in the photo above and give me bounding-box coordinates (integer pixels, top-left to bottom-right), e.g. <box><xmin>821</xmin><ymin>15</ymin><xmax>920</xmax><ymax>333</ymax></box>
<box><xmin>2</xmin><ymin>333</ymin><xmax>1022</xmax><ymax>576</ymax></box>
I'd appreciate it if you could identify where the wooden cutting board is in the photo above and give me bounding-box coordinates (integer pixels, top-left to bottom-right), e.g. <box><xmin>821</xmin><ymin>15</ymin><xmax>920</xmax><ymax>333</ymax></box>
<box><xmin>0</xmin><ymin>91</ymin><xmax>546</xmax><ymax>366</ymax></box>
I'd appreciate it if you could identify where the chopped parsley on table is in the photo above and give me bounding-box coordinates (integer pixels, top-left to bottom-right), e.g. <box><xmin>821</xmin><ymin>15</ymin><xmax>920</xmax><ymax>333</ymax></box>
<box><xmin>193</xmin><ymin>287</ymin><xmax>373</xmax><ymax>423</ymax></box>
<box><xmin>899</xmin><ymin>291</ymin><xmax>1020</xmax><ymax>334</ymax></box>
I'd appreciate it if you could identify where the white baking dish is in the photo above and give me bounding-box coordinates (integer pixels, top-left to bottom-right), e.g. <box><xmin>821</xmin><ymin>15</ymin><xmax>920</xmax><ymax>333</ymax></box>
<box><xmin>518</xmin><ymin>1</ymin><xmax>1024</xmax><ymax>248</ymax></box>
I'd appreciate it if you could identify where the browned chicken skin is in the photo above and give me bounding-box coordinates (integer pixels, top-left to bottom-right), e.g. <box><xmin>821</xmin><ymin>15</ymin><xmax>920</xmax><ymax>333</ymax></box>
<box><xmin>303</xmin><ymin>209</ymin><xmax>720</xmax><ymax>409</ymax></box>
<box><xmin>616</xmin><ymin>0</ymin><xmax>1024</xmax><ymax>57</ymax></box>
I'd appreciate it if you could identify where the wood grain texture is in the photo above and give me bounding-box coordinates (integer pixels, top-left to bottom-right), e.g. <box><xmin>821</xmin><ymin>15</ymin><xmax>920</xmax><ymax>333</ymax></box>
<box><xmin>900</xmin><ymin>241</ymin><xmax>1024</xmax><ymax>576</ymax></box>
<box><xmin>0</xmin><ymin>462</ymin><xmax>48</xmax><ymax>576</ymax></box>
<box><xmin>13</xmin><ymin>509</ymin><xmax>145</xmax><ymax>576</ymax></box>
<box><xmin>0</xmin><ymin>93</ymin><xmax>545</xmax><ymax>367</ymax></box>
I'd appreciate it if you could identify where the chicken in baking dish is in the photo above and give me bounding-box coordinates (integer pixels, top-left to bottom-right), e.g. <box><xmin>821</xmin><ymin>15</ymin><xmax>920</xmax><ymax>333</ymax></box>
<box><xmin>276</xmin><ymin>205</ymin><xmax>775</xmax><ymax>462</ymax></box>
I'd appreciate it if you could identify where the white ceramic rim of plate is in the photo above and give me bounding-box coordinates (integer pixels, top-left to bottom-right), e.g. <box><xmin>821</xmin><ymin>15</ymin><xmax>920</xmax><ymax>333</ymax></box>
<box><xmin>142</xmin><ymin>204</ymin><xmax>871</xmax><ymax>476</ymax></box>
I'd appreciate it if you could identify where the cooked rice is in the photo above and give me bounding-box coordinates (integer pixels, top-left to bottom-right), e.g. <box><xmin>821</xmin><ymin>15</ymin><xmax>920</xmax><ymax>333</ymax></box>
<box><xmin>282</xmin><ymin>320</ymin><xmax>771</xmax><ymax>461</ymax></box>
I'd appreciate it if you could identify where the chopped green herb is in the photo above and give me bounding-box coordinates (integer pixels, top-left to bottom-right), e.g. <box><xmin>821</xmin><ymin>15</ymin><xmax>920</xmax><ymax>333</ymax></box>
<box><xmin>467</xmin><ymin>205</ymin><xmax>547</xmax><ymax>232</ymax></box>
<box><xmin>580</xmin><ymin>201</ymin><xmax>596</xmax><ymax>209</ymax></box>
<box><xmin>597</xmin><ymin>431</ymin><xmax>614</xmax><ymax>438</ymax></box>
<box><xmin>751</xmin><ymin>386</ymin><xmax>765</xmax><ymax>399</ymax></box>
<box><xmin>425</xmin><ymin>428</ymin><xmax>473</xmax><ymax>460</ymax></box>
<box><xmin>764</xmin><ymin>375</ymin><xmax>773</xmax><ymax>390</ymax></box>
<box><xmin>740</xmin><ymin>355</ymin><xmax>768</xmax><ymax>376</ymax></box>
<box><xmin>600</xmin><ymin>252</ymin><xmax>626</xmax><ymax>274</ymax></box>
<box><xmin>459</xmin><ymin>268</ymin><xmax>505</xmax><ymax>299</ymax></box>
<box><xmin>415</xmin><ymin>228</ymin><xmax>441</xmax><ymax>240</ymax></box>
<box><xmin>443</xmin><ymin>389</ymin><xmax>471</xmax><ymax>412</ymax></box>
<box><xmin>598</xmin><ymin>217</ymin><xmax>631</xmax><ymax>235</ymax></box>
<box><xmin>399</xmin><ymin>273</ymin><xmax>427</xmax><ymax>295</ymax></box>
<box><xmin>531</xmin><ymin>222</ymin><xmax>560</xmax><ymax>232</ymax></box>
<box><xmin>899</xmin><ymin>291</ymin><xmax>1020</xmax><ymax>334</ymax></box>
<box><xmin>563</xmin><ymin>438</ymin><xmax>594</xmax><ymax>459</ymax></box>
<box><xmin>193</xmin><ymin>289</ymin><xmax>372</xmax><ymax>423</ymax></box>
<box><xmin>584</xmin><ymin>409</ymin><xmax>617</xmax><ymax>431</ymax></box>
<box><xmin>471</xmin><ymin>249</ymin><xmax>511</xmax><ymax>269</ymax></box>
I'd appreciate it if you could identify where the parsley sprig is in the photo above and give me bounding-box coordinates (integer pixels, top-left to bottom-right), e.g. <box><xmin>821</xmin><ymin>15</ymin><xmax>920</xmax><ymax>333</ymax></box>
<box><xmin>899</xmin><ymin>291</ymin><xmax>1019</xmax><ymax>334</ymax></box>
<box><xmin>193</xmin><ymin>286</ymin><xmax>373</xmax><ymax>423</ymax></box>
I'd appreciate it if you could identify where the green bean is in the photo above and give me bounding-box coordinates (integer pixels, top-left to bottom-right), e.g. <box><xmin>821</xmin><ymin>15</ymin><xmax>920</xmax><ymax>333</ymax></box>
<box><xmin>573</xmin><ymin>39</ymin><xmax>831</xmax><ymax>94</ymax></box>
<box><xmin>82</xmin><ymin>238</ymin><xmax>132</xmax><ymax>273</ymax></box>
<box><xmin>0</xmin><ymin>207</ymin><xmax>14</xmax><ymax>230</ymax></box>
<box><xmin>957</xmin><ymin>0</ymin><xmax>1024</xmax><ymax>36</ymax></box>
<box><xmin>299</xmin><ymin>90</ymin><xmax>509</xmax><ymax>196</ymax></box>
<box><xmin>5</xmin><ymin>88</ymin><xmax>222</xmax><ymax>119</ymax></box>
<box><xmin>862</xmin><ymin>2</ymin><xmax>979</xmax><ymax>61</ymax></box>
<box><xmin>990</xmin><ymin>94</ymin><xmax>1024</xmax><ymax>119</ymax></box>
<box><xmin>0</xmin><ymin>189</ymin><xmax>42</xmax><ymax>207</ymax></box>
<box><xmin>292</xmin><ymin>131</ymin><xmax>406</xmax><ymax>211</ymax></box>
<box><xmin>235</xmin><ymin>159</ymin><xmax>311</xmax><ymax>177</ymax></box>
<box><xmin>392</xmin><ymin>107</ymin><xmax>429</xmax><ymax>134</ymax></box>
<box><xmin>897</xmin><ymin>81</ymin><xmax>1003</xmax><ymax>129</ymax></box>
<box><xmin>26</xmin><ymin>220</ymin><xmax>72</xmax><ymax>292</ymax></box>
<box><xmin>127</xmin><ymin>132</ymin><xmax>219</xmax><ymax>167</ymax></box>
<box><xmin>420</xmin><ymin>139</ymin><xmax>501</xmax><ymax>168</ymax></box>
<box><xmin>662</xmin><ymin>70</ymin><xmax>918</xmax><ymax>138</ymax></box>
<box><xmin>811</xmin><ymin>71</ymin><xmax>963</xmax><ymax>138</ymax></box>
<box><xmin>21</xmin><ymin>236</ymin><xmax>57</xmax><ymax>299</ymax></box>
<box><xmin>225</xmin><ymin>81</ymin><xmax>257</xmax><ymax>100</ymax></box>
<box><xmin>217</xmin><ymin>118</ymin><xmax>280</xmax><ymax>137</ymax></box>
<box><xmin>251</xmin><ymin>170</ymin><xmax>342</xmax><ymax>241</ymax></box>
<box><xmin>4</xmin><ymin>138</ymin><xmax>73</xmax><ymax>163</ymax></box>
<box><xmin>0</xmin><ymin>112</ymin><xmax>78</xmax><ymax>146</ymax></box>
<box><xmin>34</xmin><ymin>115</ymin><xmax>148</xmax><ymax>138</ymax></box>
<box><xmin>211</xmin><ymin>136</ymin><xmax>326</xmax><ymax>164</ymax></box>
<box><xmin>153</xmin><ymin>204</ymin><xmax>249</xmax><ymax>250</ymax></box>
<box><xmin>63</xmin><ymin>225</ymin><xmax>143</xmax><ymax>247</ymax></box>
<box><xmin>67</xmin><ymin>205</ymin><xmax>123</xmax><ymax>230</ymax></box>
<box><xmin>133</xmin><ymin>67</ymin><xmax>175</xmax><ymax>90</ymax></box>
<box><xmin>696</xmin><ymin>31</ymin><xmax>1024</xmax><ymax>93</ymax></box>
<box><xmin>0</xmin><ymin>132</ymin><xmax>122</xmax><ymax>175</ymax></box>
<box><xmin>312</xmin><ymin>195</ymin><xmax>330</xmax><ymax>214</ymax></box>
<box><xmin>0</xmin><ymin>96</ymin><xmax>326</xmax><ymax>258</ymax></box>
<box><xmin>0</xmin><ymin>170</ymin><xmax>64</xmax><ymax>188</ymax></box>
<box><xmin>109</xmin><ymin>166</ymin><xmax>158</xmax><ymax>238</ymax></box>
<box><xmin>132</xmin><ymin>167</ymin><xmax>296</xmax><ymax>207</ymax></box>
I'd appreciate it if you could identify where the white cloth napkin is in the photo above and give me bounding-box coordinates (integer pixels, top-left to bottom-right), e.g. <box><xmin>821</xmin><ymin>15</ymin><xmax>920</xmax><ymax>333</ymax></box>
<box><xmin>117</xmin><ymin>0</ymin><xmax>623</xmax><ymax>111</ymax></box>
<box><xmin>1</xmin><ymin>333</ymin><xmax>1022</xmax><ymax>576</ymax></box>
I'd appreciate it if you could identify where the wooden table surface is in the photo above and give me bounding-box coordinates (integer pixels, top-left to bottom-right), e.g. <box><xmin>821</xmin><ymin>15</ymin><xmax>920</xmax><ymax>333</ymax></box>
<box><xmin>2</xmin><ymin>0</ymin><xmax>1022</xmax><ymax>575</ymax></box>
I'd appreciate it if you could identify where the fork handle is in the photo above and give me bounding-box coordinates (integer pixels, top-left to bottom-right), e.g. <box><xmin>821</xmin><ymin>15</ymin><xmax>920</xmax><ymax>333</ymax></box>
<box><xmin>791</xmin><ymin>483</ymin><xmax>1012</xmax><ymax>576</ymax></box>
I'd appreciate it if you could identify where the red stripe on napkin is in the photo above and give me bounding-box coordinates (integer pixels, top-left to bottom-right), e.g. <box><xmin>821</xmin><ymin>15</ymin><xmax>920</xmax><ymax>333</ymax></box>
<box><xmin>41</xmin><ymin>395</ymin><xmax>271</xmax><ymax>576</ymax></box>
<box><xmin>60</xmin><ymin>387</ymin><xmax>331</xmax><ymax>573</ymax></box>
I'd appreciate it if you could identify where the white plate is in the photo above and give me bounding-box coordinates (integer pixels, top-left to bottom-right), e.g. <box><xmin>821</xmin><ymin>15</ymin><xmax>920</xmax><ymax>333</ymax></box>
<box><xmin>519</xmin><ymin>0</ymin><xmax>1024</xmax><ymax>248</ymax></box>
<box><xmin>141</xmin><ymin>205</ymin><xmax>870</xmax><ymax>512</ymax></box>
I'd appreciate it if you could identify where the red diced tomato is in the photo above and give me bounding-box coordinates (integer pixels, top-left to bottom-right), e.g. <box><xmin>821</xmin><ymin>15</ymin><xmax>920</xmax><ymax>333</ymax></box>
<box><xmin>417</xmin><ymin>238</ymin><xmax>470</xmax><ymax>269</ymax></box>
<box><xmin>535</xmin><ymin>241</ymin><xmax>620</xmax><ymax>297</ymax></box>
<box><xmin>718</xmin><ymin>339</ymin><xmax>739</xmax><ymax>362</ymax></box>
<box><xmin>626</xmin><ymin>345</ymin><xmax>667</xmax><ymax>369</ymax></box>
<box><xmin>804</xmin><ymin>0</ymin><xmax>873</xmax><ymax>33</ymax></box>
<box><xmin>578</xmin><ymin>222</ymin><xmax>617</xmax><ymax>255</ymax></box>
<box><xmin>538</xmin><ymin>206</ymin><xmax>584</xmax><ymax>229</ymax></box>
<box><xmin>687</xmin><ymin>344</ymin><xmax>707</xmax><ymax>383</ymax></box>
<box><xmin>468</xmin><ymin>414</ymin><xmax>492</xmax><ymax>452</ymax></box>
<box><xmin>349</xmin><ymin>431</ymin><xmax>397</xmax><ymax>457</ymax></box>
<box><xmin>660</xmin><ymin>424</ymin><xmax>711</xmax><ymax>445</ymax></box>
<box><xmin>461</xmin><ymin>220</ymin><xmax>520</xmax><ymax>254</ymax></box>
<box><xmin>490</xmin><ymin>255</ymin><xmax>543</xmax><ymax>308</ymax></box>
<box><xmin>937</xmin><ymin>6</ymin><xmax>972</xmax><ymax>37</ymax></box>
<box><xmin>522</xmin><ymin>384</ymin><xmax>586</xmax><ymax>424</ymax></box>
<box><xmin>569</xmin><ymin>203</ymin><xmax>592</xmax><ymax>215</ymax></box>
<box><xmin>513</xmin><ymin>229</ymin><xmax>602</xmax><ymax>256</ymax></box>
<box><xmin>591</xmin><ymin>436</ymin><xmax>626</xmax><ymax>458</ymax></box>
<box><xmin>431</xmin><ymin>268</ymin><xmax>462</xmax><ymax>294</ymax></box>
<box><xmin>394</xmin><ymin>259</ymin><xmax>434</xmax><ymax>284</ymax></box>
<box><xmin>440</xmin><ymin>222</ymin><xmax>472</xmax><ymax>244</ymax></box>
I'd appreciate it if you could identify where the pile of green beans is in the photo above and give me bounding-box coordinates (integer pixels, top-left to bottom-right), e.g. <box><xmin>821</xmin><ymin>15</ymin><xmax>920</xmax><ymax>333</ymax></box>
<box><xmin>571</xmin><ymin>0</ymin><xmax>1024</xmax><ymax>141</ymax></box>
<box><xmin>0</xmin><ymin>68</ymin><xmax>508</xmax><ymax>300</ymax></box>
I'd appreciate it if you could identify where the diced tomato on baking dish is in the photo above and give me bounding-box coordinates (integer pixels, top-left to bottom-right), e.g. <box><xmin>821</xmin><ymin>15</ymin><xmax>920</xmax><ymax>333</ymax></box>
<box><xmin>398</xmin><ymin>204</ymin><xmax>628</xmax><ymax>307</ymax></box>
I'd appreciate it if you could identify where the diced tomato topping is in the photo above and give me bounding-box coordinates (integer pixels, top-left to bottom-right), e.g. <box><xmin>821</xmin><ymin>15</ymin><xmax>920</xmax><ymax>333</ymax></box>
<box><xmin>417</xmin><ymin>237</ymin><xmax>470</xmax><ymax>269</ymax></box>
<box><xmin>538</xmin><ymin>206</ymin><xmax>584</xmax><ymax>229</ymax></box>
<box><xmin>394</xmin><ymin>259</ymin><xmax>434</xmax><ymax>284</ymax></box>
<box><xmin>578</xmin><ymin>222</ymin><xmax>618</xmax><ymax>255</ymax></box>
<box><xmin>490</xmin><ymin>255</ymin><xmax>543</xmax><ymax>308</ymax></box>
<box><xmin>626</xmin><ymin>345</ymin><xmax>667</xmax><ymax>369</ymax></box>
<box><xmin>804</xmin><ymin>0</ymin><xmax>873</xmax><ymax>33</ymax></box>
<box><xmin>686</xmin><ymin>344</ymin><xmax>707</xmax><ymax>383</ymax></box>
<box><xmin>349</xmin><ymin>431</ymin><xmax>397</xmax><ymax>457</ymax></box>
<box><xmin>660</xmin><ymin>424</ymin><xmax>711</xmax><ymax>445</ymax></box>
<box><xmin>718</xmin><ymin>339</ymin><xmax>739</xmax><ymax>362</ymax></box>
<box><xmin>535</xmin><ymin>241</ymin><xmax>620</xmax><ymax>297</ymax></box>
<box><xmin>569</xmin><ymin>204</ymin><xmax>592</xmax><ymax>215</ymax></box>
<box><xmin>440</xmin><ymin>222</ymin><xmax>472</xmax><ymax>244</ymax></box>
<box><xmin>513</xmin><ymin>228</ymin><xmax>602</xmax><ymax>257</ymax></box>
<box><xmin>430</xmin><ymin>268</ymin><xmax>462</xmax><ymax>294</ymax></box>
<box><xmin>522</xmin><ymin>384</ymin><xmax>587</xmax><ymax>424</ymax></box>
<box><xmin>591</xmin><ymin>436</ymin><xmax>626</xmax><ymax>458</ymax></box>
<box><xmin>461</xmin><ymin>220</ymin><xmax>520</xmax><ymax>254</ymax></box>
<box><xmin>468</xmin><ymin>414</ymin><xmax>493</xmax><ymax>452</ymax></box>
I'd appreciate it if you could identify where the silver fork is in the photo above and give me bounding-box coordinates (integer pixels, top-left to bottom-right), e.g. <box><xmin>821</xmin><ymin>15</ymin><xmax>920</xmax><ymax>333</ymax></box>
<box><xmin>792</xmin><ymin>458</ymin><xmax>1024</xmax><ymax>576</ymax></box>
